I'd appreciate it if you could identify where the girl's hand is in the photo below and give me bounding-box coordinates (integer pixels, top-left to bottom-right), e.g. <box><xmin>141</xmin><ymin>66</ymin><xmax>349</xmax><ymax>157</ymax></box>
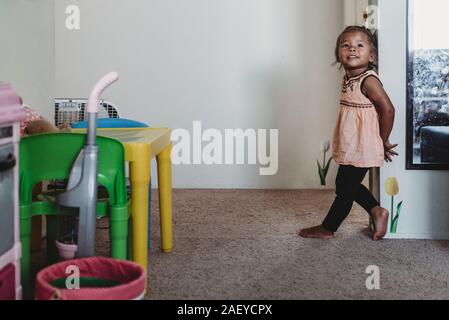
<box><xmin>384</xmin><ymin>140</ymin><xmax>398</xmax><ymax>162</ymax></box>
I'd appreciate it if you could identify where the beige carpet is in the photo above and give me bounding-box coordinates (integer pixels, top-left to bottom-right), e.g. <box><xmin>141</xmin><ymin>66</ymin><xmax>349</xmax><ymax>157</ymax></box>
<box><xmin>33</xmin><ymin>189</ymin><xmax>449</xmax><ymax>300</ymax></box>
<box><xmin>143</xmin><ymin>189</ymin><xmax>449</xmax><ymax>300</ymax></box>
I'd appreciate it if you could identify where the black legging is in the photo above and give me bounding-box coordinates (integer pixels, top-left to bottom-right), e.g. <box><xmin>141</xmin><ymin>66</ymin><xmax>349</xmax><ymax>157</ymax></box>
<box><xmin>322</xmin><ymin>165</ymin><xmax>379</xmax><ymax>232</ymax></box>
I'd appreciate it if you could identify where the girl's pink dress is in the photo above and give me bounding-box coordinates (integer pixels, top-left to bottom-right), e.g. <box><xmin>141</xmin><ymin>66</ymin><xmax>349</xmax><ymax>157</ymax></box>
<box><xmin>332</xmin><ymin>70</ymin><xmax>384</xmax><ymax>168</ymax></box>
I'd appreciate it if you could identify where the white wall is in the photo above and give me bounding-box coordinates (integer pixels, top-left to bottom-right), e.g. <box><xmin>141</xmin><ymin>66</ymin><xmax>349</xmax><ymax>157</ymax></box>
<box><xmin>379</xmin><ymin>0</ymin><xmax>449</xmax><ymax>239</ymax></box>
<box><xmin>0</xmin><ymin>0</ymin><xmax>54</xmax><ymax>120</ymax></box>
<box><xmin>53</xmin><ymin>0</ymin><xmax>344</xmax><ymax>189</ymax></box>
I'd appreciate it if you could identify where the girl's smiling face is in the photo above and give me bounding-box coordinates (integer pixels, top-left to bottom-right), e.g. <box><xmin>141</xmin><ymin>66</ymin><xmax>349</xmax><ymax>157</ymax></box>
<box><xmin>338</xmin><ymin>31</ymin><xmax>375</xmax><ymax>77</ymax></box>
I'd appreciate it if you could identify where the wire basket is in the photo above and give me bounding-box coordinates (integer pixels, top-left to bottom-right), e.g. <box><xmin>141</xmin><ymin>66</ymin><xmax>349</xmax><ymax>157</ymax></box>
<box><xmin>54</xmin><ymin>99</ymin><xmax>120</xmax><ymax>128</ymax></box>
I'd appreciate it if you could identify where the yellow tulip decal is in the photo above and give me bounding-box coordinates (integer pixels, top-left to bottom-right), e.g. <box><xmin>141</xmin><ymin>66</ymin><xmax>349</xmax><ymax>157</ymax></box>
<box><xmin>385</xmin><ymin>177</ymin><xmax>399</xmax><ymax>196</ymax></box>
<box><xmin>385</xmin><ymin>177</ymin><xmax>403</xmax><ymax>233</ymax></box>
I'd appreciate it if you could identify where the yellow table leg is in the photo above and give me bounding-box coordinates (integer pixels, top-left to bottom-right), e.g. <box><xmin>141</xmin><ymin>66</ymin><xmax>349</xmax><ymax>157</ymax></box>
<box><xmin>129</xmin><ymin>145</ymin><xmax>150</xmax><ymax>272</ymax></box>
<box><xmin>156</xmin><ymin>144</ymin><xmax>173</xmax><ymax>253</ymax></box>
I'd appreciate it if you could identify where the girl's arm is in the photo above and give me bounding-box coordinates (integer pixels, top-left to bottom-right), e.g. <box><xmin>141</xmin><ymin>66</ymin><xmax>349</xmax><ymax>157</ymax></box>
<box><xmin>362</xmin><ymin>76</ymin><xmax>398</xmax><ymax>162</ymax></box>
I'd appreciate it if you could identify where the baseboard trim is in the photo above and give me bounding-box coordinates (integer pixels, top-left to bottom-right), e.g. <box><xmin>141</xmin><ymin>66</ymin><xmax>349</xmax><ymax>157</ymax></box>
<box><xmin>385</xmin><ymin>232</ymin><xmax>449</xmax><ymax>240</ymax></box>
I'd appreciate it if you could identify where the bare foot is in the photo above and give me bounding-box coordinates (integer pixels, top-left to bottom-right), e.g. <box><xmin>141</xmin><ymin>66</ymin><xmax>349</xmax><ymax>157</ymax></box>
<box><xmin>371</xmin><ymin>206</ymin><xmax>389</xmax><ymax>241</ymax></box>
<box><xmin>298</xmin><ymin>225</ymin><xmax>335</xmax><ymax>239</ymax></box>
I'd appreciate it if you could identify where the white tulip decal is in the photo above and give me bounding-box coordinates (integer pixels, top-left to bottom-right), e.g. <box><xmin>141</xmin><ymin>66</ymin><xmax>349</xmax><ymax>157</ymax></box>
<box><xmin>317</xmin><ymin>139</ymin><xmax>333</xmax><ymax>186</ymax></box>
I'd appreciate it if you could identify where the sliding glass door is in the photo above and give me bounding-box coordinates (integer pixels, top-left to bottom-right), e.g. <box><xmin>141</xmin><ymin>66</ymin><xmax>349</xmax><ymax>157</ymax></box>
<box><xmin>407</xmin><ymin>0</ymin><xmax>449</xmax><ymax>170</ymax></box>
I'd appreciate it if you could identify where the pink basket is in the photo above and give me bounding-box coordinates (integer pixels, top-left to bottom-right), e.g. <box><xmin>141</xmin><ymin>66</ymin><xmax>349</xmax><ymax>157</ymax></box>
<box><xmin>35</xmin><ymin>257</ymin><xmax>146</xmax><ymax>300</ymax></box>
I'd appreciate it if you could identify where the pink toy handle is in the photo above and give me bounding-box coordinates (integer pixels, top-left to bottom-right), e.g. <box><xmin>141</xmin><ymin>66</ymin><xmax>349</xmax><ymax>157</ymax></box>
<box><xmin>86</xmin><ymin>71</ymin><xmax>119</xmax><ymax>113</ymax></box>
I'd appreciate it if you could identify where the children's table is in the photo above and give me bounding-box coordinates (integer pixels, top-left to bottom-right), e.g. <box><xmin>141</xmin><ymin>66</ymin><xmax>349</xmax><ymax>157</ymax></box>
<box><xmin>73</xmin><ymin>127</ymin><xmax>173</xmax><ymax>273</ymax></box>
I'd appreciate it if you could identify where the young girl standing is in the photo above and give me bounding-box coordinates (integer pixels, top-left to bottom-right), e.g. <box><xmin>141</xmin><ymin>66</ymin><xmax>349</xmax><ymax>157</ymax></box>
<box><xmin>299</xmin><ymin>26</ymin><xmax>398</xmax><ymax>241</ymax></box>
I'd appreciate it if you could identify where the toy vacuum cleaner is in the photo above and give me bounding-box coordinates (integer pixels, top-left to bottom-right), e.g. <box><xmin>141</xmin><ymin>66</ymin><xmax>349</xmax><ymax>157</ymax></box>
<box><xmin>57</xmin><ymin>72</ymin><xmax>119</xmax><ymax>258</ymax></box>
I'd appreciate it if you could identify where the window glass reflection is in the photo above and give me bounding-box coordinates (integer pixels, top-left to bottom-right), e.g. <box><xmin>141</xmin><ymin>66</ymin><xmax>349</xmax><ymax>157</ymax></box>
<box><xmin>408</xmin><ymin>0</ymin><xmax>449</xmax><ymax>168</ymax></box>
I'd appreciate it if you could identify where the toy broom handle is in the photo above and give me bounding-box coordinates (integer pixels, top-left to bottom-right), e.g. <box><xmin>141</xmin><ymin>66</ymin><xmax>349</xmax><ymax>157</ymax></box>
<box><xmin>86</xmin><ymin>71</ymin><xmax>119</xmax><ymax>113</ymax></box>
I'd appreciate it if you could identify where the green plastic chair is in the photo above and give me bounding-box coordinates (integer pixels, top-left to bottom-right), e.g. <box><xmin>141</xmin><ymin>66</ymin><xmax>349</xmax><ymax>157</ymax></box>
<box><xmin>19</xmin><ymin>132</ymin><xmax>129</xmax><ymax>296</ymax></box>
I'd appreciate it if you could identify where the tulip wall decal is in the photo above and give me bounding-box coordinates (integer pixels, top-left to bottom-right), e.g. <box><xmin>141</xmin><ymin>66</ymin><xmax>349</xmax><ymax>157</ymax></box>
<box><xmin>317</xmin><ymin>139</ymin><xmax>333</xmax><ymax>186</ymax></box>
<box><xmin>385</xmin><ymin>177</ymin><xmax>403</xmax><ymax>233</ymax></box>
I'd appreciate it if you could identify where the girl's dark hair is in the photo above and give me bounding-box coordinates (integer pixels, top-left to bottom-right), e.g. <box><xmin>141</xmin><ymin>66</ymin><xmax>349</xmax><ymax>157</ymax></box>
<box><xmin>334</xmin><ymin>26</ymin><xmax>378</xmax><ymax>71</ymax></box>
